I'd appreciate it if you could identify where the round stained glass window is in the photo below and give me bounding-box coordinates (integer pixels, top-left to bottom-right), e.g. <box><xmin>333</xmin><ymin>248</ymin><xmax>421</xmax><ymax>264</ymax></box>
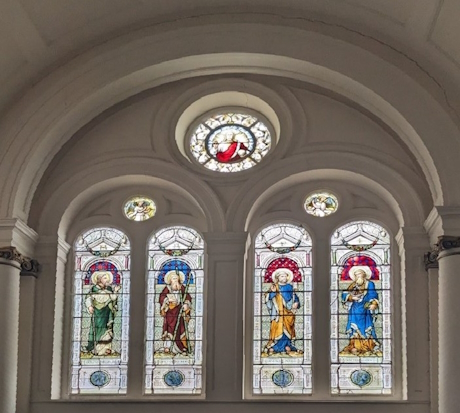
<box><xmin>123</xmin><ymin>196</ymin><xmax>156</xmax><ymax>221</ymax></box>
<box><xmin>189</xmin><ymin>113</ymin><xmax>272</xmax><ymax>172</ymax></box>
<box><xmin>304</xmin><ymin>192</ymin><xmax>338</xmax><ymax>217</ymax></box>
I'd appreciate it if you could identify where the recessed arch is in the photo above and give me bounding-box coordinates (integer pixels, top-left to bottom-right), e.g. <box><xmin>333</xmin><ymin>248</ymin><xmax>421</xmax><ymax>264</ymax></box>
<box><xmin>29</xmin><ymin>160</ymin><xmax>225</xmax><ymax>238</ymax></box>
<box><xmin>0</xmin><ymin>21</ymin><xmax>455</xmax><ymax>220</ymax></box>
<box><xmin>229</xmin><ymin>151</ymin><xmax>431</xmax><ymax>232</ymax></box>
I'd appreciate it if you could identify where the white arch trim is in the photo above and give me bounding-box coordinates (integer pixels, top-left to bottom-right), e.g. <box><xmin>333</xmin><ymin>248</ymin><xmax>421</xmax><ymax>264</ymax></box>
<box><xmin>0</xmin><ymin>22</ymin><xmax>453</xmax><ymax>219</ymax></box>
<box><xmin>227</xmin><ymin>153</ymin><xmax>430</xmax><ymax>231</ymax></box>
<box><xmin>31</xmin><ymin>160</ymin><xmax>225</xmax><ymax>237</ymax></box>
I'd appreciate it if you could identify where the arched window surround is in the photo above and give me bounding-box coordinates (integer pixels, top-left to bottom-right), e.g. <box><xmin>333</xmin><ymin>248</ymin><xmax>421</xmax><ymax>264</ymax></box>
<box><xmin>244</xmin><ymin>217</ymin><xmax>404</xmax><ymax>401</ymax></box>
<box><xmin>58</xmin><ymin>220</ymin><xmax>208</xmax><ymax>400</ymax></box>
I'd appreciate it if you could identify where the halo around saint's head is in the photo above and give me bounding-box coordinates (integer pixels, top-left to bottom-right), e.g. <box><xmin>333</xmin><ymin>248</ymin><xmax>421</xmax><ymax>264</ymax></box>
<box><xmin>164</xmin><ymin>270</ymin><xmax>185</xmax><ymax>285</ymax></box>
<box><xmin>348</xmin><ymin>266</ymin><xmax>372</xmax><ymax>281</ymax></box>
<box><xmin>91</xmin><ymin>270</ymin><xmax>113</xmax><ymax>285</ymax></box>
<box><xmin>271</xmin><ymin>268</ymin><xmax>294</xmax><ymax>284</ymax></box>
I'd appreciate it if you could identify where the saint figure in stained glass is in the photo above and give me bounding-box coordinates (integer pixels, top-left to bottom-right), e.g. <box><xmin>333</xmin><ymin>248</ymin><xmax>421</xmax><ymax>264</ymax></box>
<box><xmin>72</xmin><ymin>227</ymin><xmax>130</xmax><ymax>394</ymax></box>
<box><xmin>189</xmin><ymin>112</ymin><xmax>272</xmax><ymax>172</ymax></box>
<box><xmin>340</xmin><ymin>266</ymin><xmax>381</xmax><ymax>357</ymax></box>
<box><xmin>263</xmin><ymin>268</ymin><xmax>302</xmax><ymax>356</ymax></box>
<box><xmin>145</xmin><ymin>227</ymin><xmax>204</xmax><ymax>394</ymax></box>
<box><xmin>253</xmin><ymin>223</ymin><xmax>313</xmax><ymax>394</ymax></box>
<box><xmin>209</xmin><ymin>128</ymin><xmax>250</xmax><ymax>163</ymax></box>
<box><xmin>330</xmin><ymin>221</ymin><xmax>392</xmax><ymax>394</ymax></box>
<box><xmin>158</xmin><ymin>270</ymin><xmax>192</xmax><ymax>355</ymax></box>
<box><xmin>84</xmin><ymin>270</ymin><xmax>122</xmax><ymax>356</ymax></box>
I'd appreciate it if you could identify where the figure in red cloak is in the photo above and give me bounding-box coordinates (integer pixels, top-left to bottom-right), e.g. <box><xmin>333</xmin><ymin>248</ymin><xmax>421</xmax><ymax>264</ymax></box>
<box><xmin>158</xmin><ymin>271</ymin><xmax>192</xmax><ymax>355</ymax></box>
<box><xmin>211</xmin><ymin>131</ymin><xmax>250</xmax><ymax>163</ymax></box>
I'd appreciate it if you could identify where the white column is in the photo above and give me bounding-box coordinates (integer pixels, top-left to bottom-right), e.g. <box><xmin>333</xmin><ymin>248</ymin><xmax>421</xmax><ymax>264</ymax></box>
<box><xmin>203</xmin><ymin>232</ymin><xmax>247</xmax><ymax>401</ymax></box>
<box><xmin>0</xmin><ymin>247</ymin><xmax>39</xmax><ymax>413</ymax></box>
<box><xmin>436</xmin><ymin>236</ymin><xmax>460</xmax><ymax>413</ymax></box>
<box><xmin>424</xmin><ymin>251</ymin><xmax>439</xmax><ymax>413</ymax></box>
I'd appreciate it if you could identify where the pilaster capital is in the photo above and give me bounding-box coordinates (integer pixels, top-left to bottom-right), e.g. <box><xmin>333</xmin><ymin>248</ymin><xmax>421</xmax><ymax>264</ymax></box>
<box><xmin>0</xmin><ymin>246</ymin><xmax>41</xmax><ymax>277</ymax></box>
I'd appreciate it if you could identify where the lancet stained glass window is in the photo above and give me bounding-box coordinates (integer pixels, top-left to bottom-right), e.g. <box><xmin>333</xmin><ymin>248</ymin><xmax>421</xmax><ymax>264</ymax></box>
<box><xmin>330</xmin><ymin>221</ymin><xmax>392</xmax><ymax>394</ymax></box>
<box><xmin>71</xmin><ymin>227</ymin><xmax>130</xmax><ymax>394</ymax></box>
<box><xmin>189</xmin><ymin>112</ymin><xmax>272</xmax><ymax>172</ymax></box>
<box><xmin>145</xmin><ymin>226</ymin><xmax>204</xmax><ymax>394</ymax></box>
<box><xmin>253</xmin><ymin>223</ymin><xmax>313</xmax><ymax>394</ymax></box>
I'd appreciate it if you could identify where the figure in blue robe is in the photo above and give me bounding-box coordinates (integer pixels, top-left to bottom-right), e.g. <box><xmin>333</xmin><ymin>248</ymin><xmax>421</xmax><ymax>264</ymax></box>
<box><xmin>340</xmin><ymin>268</ymin><xmax>381</xmax><ymax>356</ymax></box>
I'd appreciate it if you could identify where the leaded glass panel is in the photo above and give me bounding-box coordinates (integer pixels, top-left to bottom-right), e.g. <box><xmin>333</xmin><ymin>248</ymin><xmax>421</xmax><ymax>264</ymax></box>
<box><xmin>71</xmin><ymin>227</ymin><xmax>130</xmax><ymax>394</ymax></box>
<box><xmin>253</xmin><ymin>223</ymin><xmax>313</xmax><ymax>394</ymax></box>
<box><xmin>145</xmin><ymin>226</ymin><xmax>204</xmax><ymax>394</ymax></box>
<box><xmin>189</xmin><ymin>113</ymin><xmax>272</xmax><ymax>172</ymax></box>
<box><xmin>330</xmin><ymin>221</ymin><xmax>392</xmax><ymax>394</ymax></box>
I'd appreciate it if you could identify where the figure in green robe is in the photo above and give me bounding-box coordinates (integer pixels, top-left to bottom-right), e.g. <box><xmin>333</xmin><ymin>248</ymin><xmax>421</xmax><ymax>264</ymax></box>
<box><xmin>85</xmin><ymin>271</ymin><xmax>121</xmax><ymax>356</ymax></box>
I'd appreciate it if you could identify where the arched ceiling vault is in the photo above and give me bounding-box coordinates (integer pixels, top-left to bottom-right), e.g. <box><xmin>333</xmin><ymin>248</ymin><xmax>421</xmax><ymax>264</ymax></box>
<box><xmin>0</xmin><ymin>17</ymin><xmax>459</xmax><ymax>223</ymax></box>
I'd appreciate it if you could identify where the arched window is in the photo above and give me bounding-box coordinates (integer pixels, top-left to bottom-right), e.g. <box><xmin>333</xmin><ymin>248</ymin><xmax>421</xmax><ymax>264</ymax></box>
<box><xmin>253</xmin><ymin>223</ymin><xmax>312</xmax><ymax>394</ymax></box>
<box><xmin>145</xmin><ymin>226</ymin><xmax>205</xmax><ymax>394</ymax></box>
<box><xmin>70</xmin><ymin>227</ymin><xmax>131</xmax><ymax>394</ymax></box>
<box><xmin>330</xmin><ymin>221</ymin><xmax>392</xmax><ymax>394</ymax></box>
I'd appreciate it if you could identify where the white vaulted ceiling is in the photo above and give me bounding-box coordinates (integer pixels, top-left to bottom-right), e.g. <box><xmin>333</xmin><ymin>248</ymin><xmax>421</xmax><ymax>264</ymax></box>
<box><xmin>1</xmin><ymin>0</ymin><xmax>460</xmax><ymax>116</ymax></box>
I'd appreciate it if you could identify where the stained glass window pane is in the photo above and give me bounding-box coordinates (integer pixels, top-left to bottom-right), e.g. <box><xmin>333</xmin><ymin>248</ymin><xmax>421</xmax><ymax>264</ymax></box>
<box><xmin>123</xmin><ymin>196</ymin><xmax>156</xmax><ymax>221</ymax></box>
<box><xmin>189</xmin><ymin>113</ymin><xmax>272</xmax><ymax>173</ymax></box>
<box><xmin>145</xmin><ymin>226</ymin><xmax>205</xmax><ymax>394</ymax></box>
<box><xmin>304</xmin><ymin>192</ymin><xmax>338</xmax><ymax>217</ymax></box>
<box><xmin>253</xmin><ymin>223</ymin><xmax>313</xmax><ymax>394</ymax></box>
<box><xmin>330</xmin><ymin>221</ymin><xmax>392</xmax><ymax>395</ymax></box>
<box><xmin>71</xmin><ymin>227</ymin><xmax>130</xmax><ymax>394</ymax></box>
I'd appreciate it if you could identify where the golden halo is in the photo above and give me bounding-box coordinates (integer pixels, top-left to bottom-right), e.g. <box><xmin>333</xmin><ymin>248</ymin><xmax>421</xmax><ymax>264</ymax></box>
<box><xmin>348</xmin><ymin>266</ymin><xmax>372</xmax><ymax>281</ymax></box>
<box><xmin>91</xmin><ymin>270</ymin><xmax>113</xmax><ymax>285</ymax></box>
<box><xmin>271</xmin><ymin>268</ymin><xmax>294</xmax><ymax>283</ymax></box>
<box><xmin>164</xmin><ymin>270</ymin><xmax>185</xmax><ymax>285</ymax></box>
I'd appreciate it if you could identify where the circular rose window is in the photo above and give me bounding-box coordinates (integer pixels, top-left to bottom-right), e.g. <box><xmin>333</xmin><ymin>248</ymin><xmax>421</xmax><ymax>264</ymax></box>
<box><xmin>304</xmin><ymin>192</ymin><xmax>338</xmax><ymax>217</ymax></box>
<box><xmin>189</xmin><ymin>112</ymin><xmax>272</xmax><ymax>172</ymax></box>
<box><xmin>123</xmin><ymin>196</ymin><xmax>156</xmax><ymax>221</ymax></box>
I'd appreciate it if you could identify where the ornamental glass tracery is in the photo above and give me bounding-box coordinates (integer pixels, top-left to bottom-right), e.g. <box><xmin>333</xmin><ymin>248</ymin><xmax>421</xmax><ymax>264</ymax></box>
<box><xmin>253</xmin><ymin>223</ymin><xmax>313</xmax><ymax>394</ymax></box>
<box><xmin>71</xmin><ymin>227</ymin><xmax>130</xmax><ymax>394</ymax></box>
<box><xmin>330</xmin><ymin>221</ymin><xmax>392</xmax><ymax>394</ymax></box>
<box><xmin>189</xmin><ymin>113</ymin><xmax>272</xmax><ymax>172</ymax></box>
<box><xmin>145</xmin><ymin>226</ymin><xmax>204</xmax><ymax>394</ymax></box>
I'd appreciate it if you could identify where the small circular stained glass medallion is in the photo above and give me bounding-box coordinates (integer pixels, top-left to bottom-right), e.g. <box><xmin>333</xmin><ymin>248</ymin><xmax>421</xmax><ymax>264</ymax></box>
<box><xmin>272</xmin><ymin>369</ymin><xmax>294</xmax><ymax>388</ymax></box>
<box><xmin>350</xmin><ymin>370</ymin><xmax>372</xmax><ymax>388</ymax></box>
<box><xmin>123</xmin><ymin>196</ymin><xmax>156</xmax><ymax>222</ymax></box>
<box><xmin>89</xmin><ymin>370</ymin><xmax>110</xmax><ymax>388</ymax></box>
<box><xmin>304</xmin><ymin>192</ymin><xmax>338</xmax><ymax>217</ymax></box>
<box><xmin>164</xmin><ymin>370</ymin><xmax>185</xmax><ymax>387</ymax></box>
<box><xmin>189</xmin><ymin>112</ymin><xmax>272</xmax><ymax>173</ymax></box>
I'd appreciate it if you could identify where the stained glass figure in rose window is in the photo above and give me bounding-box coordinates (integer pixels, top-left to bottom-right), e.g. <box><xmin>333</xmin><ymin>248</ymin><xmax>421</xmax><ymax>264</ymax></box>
<box><xmin>330</xmin><ymin>221</ymin><xmax>392</xmax><ymax>394</ymax></box>
<box><xmin>253</xmin><ymin>223</ymin><xmax>313</xmax><ymax>394</ymax></box>
<box><xmin>71</xmin><ymin>227</ymin><xmax>130</xmax><ymax>394</ymax></box>
<box><xmin>189</xmin><ymin>112</ymin><xmax>272</xmax><ymax>172</ymax></box>
<box><xmin>145</xmin><ymin>226</ymin><xmax>204</xmax><ymax>394</ymax></box>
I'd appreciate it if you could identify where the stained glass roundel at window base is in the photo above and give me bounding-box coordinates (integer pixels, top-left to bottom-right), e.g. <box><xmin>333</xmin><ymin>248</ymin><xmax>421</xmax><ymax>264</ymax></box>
<box><xmin>189</xmin><ymin>113</ymin><xmax>272</xmax><ymax>172</ymax></box>
<box><xmin>304</xmin><ymin>192</ymin><xmax>338</xmax><ymax>217</ymax></box>
<box><xmin>123</xmin><ymin>196</ymin><xmax>156</xmax><ymax>221</ymax></box>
